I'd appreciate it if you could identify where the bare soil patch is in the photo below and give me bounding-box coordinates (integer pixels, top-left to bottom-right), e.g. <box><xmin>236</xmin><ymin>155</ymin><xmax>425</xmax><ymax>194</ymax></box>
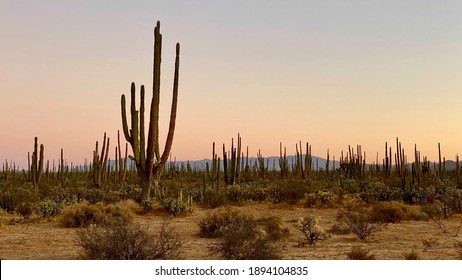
<box><xmin>1</xmin><ymin>202</ymin><xmax>461</xmax><ymax>260</ymax></box>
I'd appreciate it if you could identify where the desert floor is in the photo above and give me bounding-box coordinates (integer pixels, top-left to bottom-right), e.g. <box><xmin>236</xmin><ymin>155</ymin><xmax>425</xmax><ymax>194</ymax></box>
<box><xmin>1</xmin><ymin>201</ymin><xmax>462</xmax><ymax>260</ymax></box>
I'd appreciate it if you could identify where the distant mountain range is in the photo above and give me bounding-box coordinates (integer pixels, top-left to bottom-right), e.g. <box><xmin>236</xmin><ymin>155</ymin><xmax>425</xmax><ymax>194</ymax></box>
<box><xmin>97</xmin><ymin>156</ymin><xmax>461</xmax><ymax>172</ymax></box>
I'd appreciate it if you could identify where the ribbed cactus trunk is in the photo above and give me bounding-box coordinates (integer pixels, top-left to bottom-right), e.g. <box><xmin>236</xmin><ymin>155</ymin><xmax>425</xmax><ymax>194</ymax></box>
<box><xmin>121</xmin><ymin>21</ymin><xmax>180</xmax><ymax>202</ymax></box>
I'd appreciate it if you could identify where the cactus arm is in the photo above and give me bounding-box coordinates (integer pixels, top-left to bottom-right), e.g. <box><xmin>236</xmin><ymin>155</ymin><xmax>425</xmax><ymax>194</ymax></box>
<box><xmin>121</xmin><ymin>94</ymin><xmax>131</xmax><ymax>143</ymax></box>
<box><xmin>130</xmin><ymin>83</ymin><xmax>140</xmax><ymax>164</ymax></box>
<box><xmin>140</xmin><ymin>85</ymin><xmax>146</xmax><ymax>171</ymax></box>
<box><xmin>158</xmin><ymin>43</ymin><xmax>180</xmax><ymax>166</ymax></box>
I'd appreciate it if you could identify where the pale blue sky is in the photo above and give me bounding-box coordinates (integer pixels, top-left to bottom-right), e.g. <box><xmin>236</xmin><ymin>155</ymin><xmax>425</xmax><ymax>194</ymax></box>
<box><xmin>1</xmin><ymin>0</ymin><xmax>461</xmax><ymax>168</ymax></box>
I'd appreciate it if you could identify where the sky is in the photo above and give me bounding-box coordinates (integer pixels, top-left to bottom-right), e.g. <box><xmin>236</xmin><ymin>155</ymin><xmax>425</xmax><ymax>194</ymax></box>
<box><xmin>1</xmin><ymin>0</ymin><xmax>462</xmax><ymax>169</ymax></box>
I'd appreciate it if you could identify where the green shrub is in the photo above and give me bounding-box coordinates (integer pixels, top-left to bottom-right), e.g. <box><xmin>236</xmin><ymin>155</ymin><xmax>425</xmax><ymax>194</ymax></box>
<box><xmin>0</xmin><ymin>182</ymin><xmax>37</xmax><ymax>212</ymax></box>
<box><xmin>140</xmin><ymin>199</ymin><xmax>154</xmax><ymax>213</ymax></box>
<box><xmin>268</xmin><ymin>180</ymin><xmax>308</xmax><ymax>204</ymax></box>
<box><xmin>295</xmin><ymin>216</ymin><xmax>330</xmax><ymax>246</ymax></box>
<box><xmin>35</xmin><ymin>199</ymin><xmax>63</xmax><ymax>217</ymax></box>
<box><xmin>77</xmin><ymin>218</ymin><xmax>183</xmax><ymax>260</ymax></box>
<box><xmin>202</xmin><ymin>188</ymin><xmax>228</xmax><ymax>209</ymax></box>
<box><xmin>359</xmin><ymin>181</ymin><xmax>402</xmax><ymax>203</ymax></box>
<box><xmin>161</xmin><ymin>191</ymin><xmax>195</xmax><ymax>216</ymax></box>
<box><xmin>60</xmin><ymin>203</ymin><xmax>134</xmax><ymax>228</ymax></box>
<box><xmin>304</xmin><ymin>190</ymin><xmax>335</xmax><ymax>208</ymax></box>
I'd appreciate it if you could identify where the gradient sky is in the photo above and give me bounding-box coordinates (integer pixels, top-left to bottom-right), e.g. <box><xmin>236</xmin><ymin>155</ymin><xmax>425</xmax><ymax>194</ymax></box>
<box><xmin>1</xmin><ymin>0</ymin><xmax>462</xmax><ymax>169</ymax></box>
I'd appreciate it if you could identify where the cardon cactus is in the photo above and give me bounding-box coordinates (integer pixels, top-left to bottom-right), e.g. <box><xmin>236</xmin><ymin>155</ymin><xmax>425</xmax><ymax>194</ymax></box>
<box><xmin>121</xmin><ymin>21</ymin><xmax>180</xmax><ymax>201</ymax></box>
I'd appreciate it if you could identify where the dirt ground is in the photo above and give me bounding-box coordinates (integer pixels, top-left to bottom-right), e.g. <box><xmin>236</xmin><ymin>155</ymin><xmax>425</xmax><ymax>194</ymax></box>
<box><xmin>1</xmin><ymin>201</ymin><xmax>462</xmax><ymax>260</ymax></box>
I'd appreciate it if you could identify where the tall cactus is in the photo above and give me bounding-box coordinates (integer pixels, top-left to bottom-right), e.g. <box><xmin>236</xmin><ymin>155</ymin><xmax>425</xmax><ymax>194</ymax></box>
<box><xmin>121</xmin><ymin>21</ymin><xmax>180</xmax><ymax>201</ymax></box>
<box><xmin>30</xmin><ymin>136</ymin><xmax>44</xmax><ymax>190</ymax></box>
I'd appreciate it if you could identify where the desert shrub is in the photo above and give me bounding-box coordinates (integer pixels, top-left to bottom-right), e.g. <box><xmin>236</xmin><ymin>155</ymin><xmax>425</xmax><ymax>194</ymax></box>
<box><xmin>359</xmin><ymin>181</ymin><xmax>402</xmax><ymax>203</ymax></box>
<box><xmin>77</xmin><ymin>218</ymin><xmax>183</xmax><ymax>260</ymax></box>
<box><xmin>304</xmin><ymin>190</ymin><xmax>335</xmax><ymax>208</ymax></box>
<box><xmin>268</xmin><ymin>180</ymin><xmax>308</xmax><ymax>204</ymax></box>
<box><xmin>209</xmin><ymin>216</ymin><xmax>282</xmax><ymax>260</ymax></box>
<box><xmin>420</xmin><ymin>204</ymin><xmax>444</xmax><ymax>220</ymax></box>
<box><xmin>226</xmin><ymin>183</ymin><xmax>269</xmax><ymax>203</ymax></box>
<box><xmin>35</xmin><ymin>199</ymin><xmax>63</xmax><ymax>217</ymax></box>
<box><xmin>346</xmin><ymin>246</ymin><xmax>375</xmax><ymax>260</ymax></box>
<box><xmin>202</xmin><ymin>188</ymin><xmax>228</xmax><ymax>209</ymax></box>
<box><xmin>39</xmin><ymin>182</ymin><xmax>75</xmax><ymax>204</ymax></box>
<box><xmin>420</xmin><ymin>203</ymin><xmax>448</xmax><ymax>233</ymax></box>
<box><xmin>433</xmin><ymin>179</ymin><xmax>462</xmax><ymax>218</ymax></box>
<box><xmin>140</xmin><ymin>199</ymin><xmax>154</xmax><ymax>213</ymax></box>
<box><xmin>328</xmin><ymin>223</ymin><xmax>351</xmax><ymax>235</ymax></box>
<box><xmin>60</xmin><ymin>203</ymin><xmax>134</xmax><ymax>228</ymax></box>
<box><xmin>17</xmin><ymin>202</ymin><xmax>34</xmax><ymax>219</ymax></box>
<box><xmin>161</xmin><ymin>190</ymin><xmax>195</xmax><ymax>216</ymax></box>
<box><xmin>370</xmin><ymin>201</ymin><xmax>409</xmax><ymax>223</ymax></box>
<box><xmin>404</xmin><ymin>250</ymin><xmax>420</xmax><ymax>260</ymax></box>
<box><xmin>337</xmin><ymin>204</ymin><xmax>381</xmax><ymax>240</ymax></box>
<box><xmin>257</xmin><ymin>216</ymin><xmax>290</xmax><ymax>241</ymax></box>
<box><xmin>199</xmin><ymin>208</ymin><xmax>254</xmax><ymax>238</ymax></box>
<box><xmin>295</xmin><ymin>216</ymin><xmax>330</xmax><ymax>246</ymax></box>
<box><xmin>341</xmin><ymin>179</ymin><xmax>360</xmax><ymax>194</ymax></box>
<box><xmin>0</xmin><ymin>182</ymin><xmax>37</xmax><ymax>212</ymax></box>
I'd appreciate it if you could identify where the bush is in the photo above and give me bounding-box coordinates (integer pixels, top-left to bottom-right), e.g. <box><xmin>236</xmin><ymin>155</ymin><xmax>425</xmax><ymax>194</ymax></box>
<box><xmin>161</xmin><ymin>191</ymin><xmax>195</xmax><ymax>216</ymax></box>
<box><xmin>268</xmin><ymin>180</ymin><xmax>308</xmax><ymax>204</ymax></box>
<box><xmin>0</xmin><ymin>182</ymin><xmax>37</xmax><ymax>212</ymax></box>
<box><xmin>201</xmin><ymin>208</ymin><xmax>284</xmax><ymax>259</ymax></box>
<box><xmin>77</xmin><ymin>218</ymin><xmax>183</xmax><ymax>260</ymax></box>
<box><xmin>346</xmin><ymin>246</ymin><xmax>375</xmax><ymax>260</ymax></box>
<box><xmin>370</xmin><ymin>201</ymin><xmax>408</xmax><ymax>223</ymax></box>
<box><xmin>202</xmin><ymin>188</ymin><xmax>228</xmax><ymax>209</ymax></box>
<box><xmin>337</xmin><ymin>204</ymin><xmax>381</xmax><ymax>240</ymax></box>
<box><xmin>209</xmin><ymin>217</ymin><xmax>282</xmax><ymax>260</ymax></box>
<box><xmin>304</xmin><ymin>190</ymin><xmax>335</xmax><ymax>208</ymax></box>
<box><xmin>295</xmin><ymin>216</ymin><xmax>330</xmax><ymax>246</ymax></box>
<box><xmin>359</xmin><ymin>181</ymin><xmax>402</xmax><ymax>203</ymax></box>
<box><xmin>17</xmin><ymin>202</ymin><xmax>34</xmax><ymax>219</ymax></box>
<box><xmin>35</xmin><ymin>199</ymin><xmax>63</xmax><ymax>217</ymax></box>
<box><xmin>60</xmin><ymin>203</ymin><xmax>134</xmax><ymax>228</ymax></box>
<box><xmin>257</xmin><ymin>216</ymin><xmax>289</xmax><ymax>241</ymax></box>
<box><xmin>199</xmin><ymin>208</ymin><xmax>254</xmax><ymax>238</ymax></box>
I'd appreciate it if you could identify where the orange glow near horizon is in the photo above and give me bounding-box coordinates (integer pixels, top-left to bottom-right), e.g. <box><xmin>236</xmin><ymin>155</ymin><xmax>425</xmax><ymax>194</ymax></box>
<box><xmin>1</xmin><ymin>1</ymin><xmax>462</xmax><ymax>169</ymax></box>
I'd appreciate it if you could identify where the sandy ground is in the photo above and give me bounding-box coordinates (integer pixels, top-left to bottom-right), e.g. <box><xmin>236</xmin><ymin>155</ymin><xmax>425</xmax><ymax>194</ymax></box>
<box><xmin>1</xmin><ymin>202</ymin><xmax>462</xmax><ymax>260</ymax></box>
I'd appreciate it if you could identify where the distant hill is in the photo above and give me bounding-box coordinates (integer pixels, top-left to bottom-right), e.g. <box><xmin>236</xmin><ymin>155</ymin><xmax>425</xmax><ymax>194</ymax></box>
<box><xmin>83</xmin><ymin>156</ymin><xmax>461</xmax><ymax>172</ymax></box>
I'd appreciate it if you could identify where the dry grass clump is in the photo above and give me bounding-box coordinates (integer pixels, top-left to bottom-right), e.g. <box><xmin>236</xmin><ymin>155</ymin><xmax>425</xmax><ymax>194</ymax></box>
<box><xmin>403</xmin><ymin>249</ymin><xmax>420</xmax><ymax>260</ymax></box>
<box><xmin>60</xmin><ymin>202</ymin><xmax>134</xmax><ymax>228</ymax></box>
<box><xmin>369</xmin><ymin>201</ymin><xmax>414</xmax><ymax>223</ymax></box>
<box><xmin>77</xmin><ymin>218</ymin><xmax>183</xmax><ymax>260</ymax></box>
<box><xmin>346</xmin><ymin>246</ymin><xmax>376</xmax><ymax>260</ymax></box>
<box><xmin>199</xmin><ymin>208</ymin><xmax>254</xmax><ymax>238</ymax></box>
